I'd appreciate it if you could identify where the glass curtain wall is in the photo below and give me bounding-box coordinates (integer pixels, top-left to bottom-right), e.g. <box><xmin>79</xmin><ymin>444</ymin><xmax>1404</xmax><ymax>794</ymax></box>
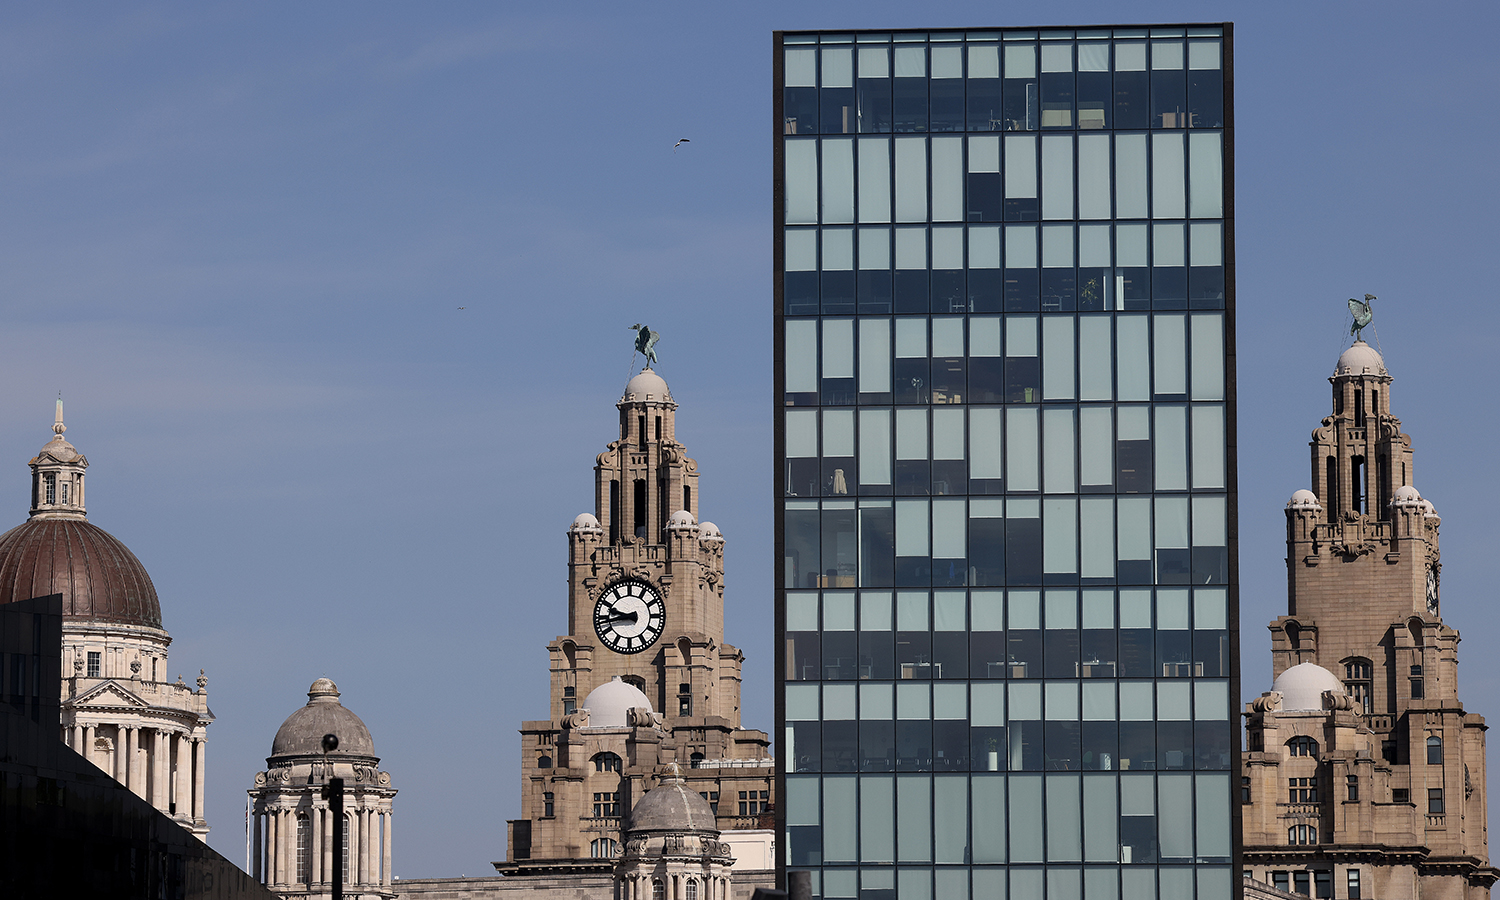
<box><xmin>776</xmin><ymin>24</ymin><xmax>1237</xmax><ymax>900</ymax></box>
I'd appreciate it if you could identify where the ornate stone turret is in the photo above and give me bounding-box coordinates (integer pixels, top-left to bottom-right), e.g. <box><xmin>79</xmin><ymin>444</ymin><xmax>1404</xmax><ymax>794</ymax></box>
<box><xmin>1244</xmin><ymin>341</ymin><xmax>1494</xmax><ymax>898</ymax></box>
<box><xmin>29</xmin><ymin>398</ymin><xmax>87</xmax><ymax>519</ymax></box>
<box><xmin>248</xmin><ymin>679</ymin><xmax>396</xmax><ymax>899</ymax></box>
<box><xmin>614</xmin><ymin>764</ymin><xmax>735</xmax><ymax>900</ymax></box>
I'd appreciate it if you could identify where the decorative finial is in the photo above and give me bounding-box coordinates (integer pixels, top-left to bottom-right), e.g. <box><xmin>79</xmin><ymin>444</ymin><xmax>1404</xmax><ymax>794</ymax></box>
<box><xmin>197</xmin><ymin>669</ymin><xmax>208</xmax><ymax>690</ymax></box>
<box><xmin>629</xmin><ymin>324</ymin><xmax>660</xmax><ymax>369</ymax></box>
<box><xmin>53</xmin><ymin>395</ymin><xmax>65</xmax><ymax>437</ymax></box>
<box><xmin>1347</xmin><ymin>295</ymin><xmax>1375</xmax><ymax>342</ymax></box>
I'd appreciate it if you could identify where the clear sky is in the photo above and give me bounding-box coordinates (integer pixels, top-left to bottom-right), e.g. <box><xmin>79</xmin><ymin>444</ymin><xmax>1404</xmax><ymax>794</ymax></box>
<box><xmin>1</xmin><ymin>1</ymin><xmax>1497</xmax><ymax>878</ymax></box>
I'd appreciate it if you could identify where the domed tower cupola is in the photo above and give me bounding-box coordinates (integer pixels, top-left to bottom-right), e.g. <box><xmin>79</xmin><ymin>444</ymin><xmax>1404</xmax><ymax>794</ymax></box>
<box><xmin>601</xmin><ymin>367</ymin><xmax>700</xmax><ymax>545</ymax></box>
<box><xmin>1311</xmin><ymin>341</ymin><xmax>1410</xmax><ymax>521</ymax></box>
<box><xmin>29</xmin><ymin>398</ymin><xmax>87</xmax><ymax>520</ymax></box>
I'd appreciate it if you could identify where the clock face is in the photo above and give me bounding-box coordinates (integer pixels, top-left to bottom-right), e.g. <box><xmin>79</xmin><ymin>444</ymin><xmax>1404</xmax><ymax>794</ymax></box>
<box><xmin>594</xmin><ymin>580</ymin><xmax>666</xmax><ymax>654</ymax></box>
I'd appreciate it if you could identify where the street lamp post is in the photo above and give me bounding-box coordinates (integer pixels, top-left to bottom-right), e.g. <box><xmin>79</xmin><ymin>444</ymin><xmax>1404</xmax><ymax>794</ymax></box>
<box><xmin>321</xmin><ymin>733</ymin><xmax>344</xmax><ymax>900</ymax></box>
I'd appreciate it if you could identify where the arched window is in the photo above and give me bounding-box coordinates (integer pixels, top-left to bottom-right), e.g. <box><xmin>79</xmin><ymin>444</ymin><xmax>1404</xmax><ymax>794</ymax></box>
<box><xmin>590</xmin><ymin>837</ymin><xmax>618</xmax><ymax>858</ymax></box>
<box><xmin>593</xmin><ymin>752</ymin><xmax>622</xmax><ymax>773</ymax></box>
<box><xmin>652</xmin><ymin>880</ymin><xmax>666</xmax><ymax>900</ymax></box>
<box><xmin>1288</xmin><ymin>824</ymin><xmax>1317</xmax><ymax>845</ymax></box>
<box><xmin>1343</xmin><ymin>658</ymin><xmax>1373</xmax><ymax>715</ymax></box>
<box><xmin>296</xmin><ymin>814</ymin><xmax>311</xmax><ymax>884</ymax></box>
<box><xmin>1427</xmin><ymin>735</ymin><xmax>1443</xmax><ymax>766</ymax></box>
<box><xmin>1287</xmin><ymin>736</ymin><xmax>1319</xmax><ymax>757</ymax></box>
<box><xmin>537</xmin><ymin>754</ymin><xmax>553</xmax><ymax>769</ymax></box>
<box><xmin>622</xmin><ymin>675</ymin><xmax>646</xmax><ymax>691</ymax></box>
<box><xmin>690</xmin><ymin>751</ymin><xmax>705</xmax><ymax>768</ymax></box>
<box><xmin>685</xmin><ymin>880</ymin><xmax>699</xmax><ymax>900</ymax></box>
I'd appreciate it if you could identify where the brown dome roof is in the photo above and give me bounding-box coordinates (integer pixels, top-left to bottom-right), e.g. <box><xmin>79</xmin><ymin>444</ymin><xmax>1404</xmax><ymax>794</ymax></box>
<box><xmin>0</xmin><ymin>518</ymin><xmax>161</xmax><ymax>629</ymax></box>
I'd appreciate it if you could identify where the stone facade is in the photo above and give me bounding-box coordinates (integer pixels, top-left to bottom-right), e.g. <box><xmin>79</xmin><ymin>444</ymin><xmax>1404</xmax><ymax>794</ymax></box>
<box><xmin>0</xmin><ymin>400</ymin><xmax>213</xmax><ymax>838</ymax></box>
<box><xmin>1242</xmin><ymin>342</ymin><xmax>1496</xmax><ymax>898</ymax></box>
<box><xmin>499</xmin><ymin>369</ymin><xmax>773</xmax><ymax>874</ymax></box>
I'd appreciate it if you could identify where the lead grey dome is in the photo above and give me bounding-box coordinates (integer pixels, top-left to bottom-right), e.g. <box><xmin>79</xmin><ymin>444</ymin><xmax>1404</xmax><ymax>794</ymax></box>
<box><xmin>626</xmin><ymin>769</ymin><xmax>720</xmax><ymax>835</ymax></box>
<box><xmin>270</xmin><ymin>678</ymin><xmax>376</xmax><ymax>759</ymax></box>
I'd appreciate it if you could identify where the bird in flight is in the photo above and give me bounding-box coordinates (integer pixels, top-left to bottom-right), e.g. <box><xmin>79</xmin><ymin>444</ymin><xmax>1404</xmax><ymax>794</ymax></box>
<box><xmin>457</xmin><ymin>306</ymin><xmax>466</xmax><ymax>310</ymax></box>
<box><xmin>673</xmin><ymin>138</ymin><xmax>690</xmax><ymax>151</ymax></box>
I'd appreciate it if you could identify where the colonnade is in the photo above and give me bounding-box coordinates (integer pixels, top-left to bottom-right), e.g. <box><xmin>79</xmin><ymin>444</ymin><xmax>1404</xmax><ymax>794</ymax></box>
<box><xmin>65</xmin><ymin>722</ymin><xmax>205</xmax><ymax>823</ymax></box>
<box><xmin>252</xmin><ymin>799</ymin><xmax>394</xmax><ymax>892</ymax></box>
<box><xmin>616</xmin><ymin>872</ymin><xmax>731</xmax><ymax>900</ymax></box>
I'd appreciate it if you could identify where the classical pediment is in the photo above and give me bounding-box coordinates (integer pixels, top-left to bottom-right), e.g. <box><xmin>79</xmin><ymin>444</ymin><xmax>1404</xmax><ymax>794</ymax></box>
<box><xmin>71</xmin><ymin>680</ymin><xmax>149</xmax><ymax>710</ymax></box>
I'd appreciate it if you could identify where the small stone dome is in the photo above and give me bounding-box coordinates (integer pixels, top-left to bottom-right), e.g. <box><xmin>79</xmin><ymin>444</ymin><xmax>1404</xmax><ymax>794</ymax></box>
<box><xmin>626</xmin><ymin>766</ymin><xmax>720</xmax><ymax>835</ymax></box>
<box><xmin>1392</xmin><ymin>485</ymin><xmax>1421</xmax><ymax>503</ymax></box>
<box><xmin>668</xmin><ymin>510</ymin><xmax>697</xmax><ymax>531</ymax></box>
<box><xmin>571</xmin><ymin>513</ymin><xmax>602</xmax><ymax>531</ymax></box>
<box><xmin>581</xmin><ymin>676</ymin><xmax>653</xmax><ymax>728</ymax></box>
<box><xmin>1287</xmin><ymin>490</ymin><xmax>1321</xmax><ymax>511</ymax></box>
<box><xmin>1421</xmin><ymin>499</ymin><xmax>1439</xmax><ymax>518</ymax></box>
<box><xmin>622</xmin><ymin>369</ymin><xmax>672</xmax><ymax>404</ymax></box>
<box><xmin>1271</xmin><ymin>663</ymin><xmax>1345</xmax><ymax>712</ymax></box>
<box><xmin>271</xmin><ymin>679</ymin><xmax>376</xmax><ymax>759</ymax></box>
<box><xmin>698</xmin><ymin>521</ymin><xmax>722</xmax><ymax>540</ymax></box>
<box><xmin>1334</xmin><ymin>341</ymin><xmax>1387</xmax><ymax>377</ymax></box>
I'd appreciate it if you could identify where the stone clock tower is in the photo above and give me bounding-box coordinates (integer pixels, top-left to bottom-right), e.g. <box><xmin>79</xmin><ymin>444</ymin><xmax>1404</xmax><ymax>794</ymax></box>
<box><xmin>497</xmin><ymin>368</ymin><xmax>773</xmax><ymax>876</ymax></box>
<box><xmin>1242</xmin><ymin>341</ymin><xmax>1495</xmax><ymax>898</ymax></box>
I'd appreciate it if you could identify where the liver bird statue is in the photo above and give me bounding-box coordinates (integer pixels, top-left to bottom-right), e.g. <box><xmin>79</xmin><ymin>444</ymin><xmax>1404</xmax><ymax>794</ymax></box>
<box><xmin>630</xmin><ymin>323</ymin><xmax>660</xmax><ymax>367</ymax></box>
<box><xmin>1348</xmin><ymin>294</ymin><xmax>1375</xmax><ymax>341</ymax></box>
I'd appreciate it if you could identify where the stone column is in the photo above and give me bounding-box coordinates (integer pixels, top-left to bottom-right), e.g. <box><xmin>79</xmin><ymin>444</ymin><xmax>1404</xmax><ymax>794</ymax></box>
<box><xmin>83</xmin><ymin>724</ymin><xmax>95</xmax><ymax>764</ymax></box>
<box><xmin>382</xmin><ymin>806</ymin><xmax>393</xmax><ymax>886</ymax></box>
<box><xmin>309</xmin><ymin>805</ymin><xmax>321</xmax><ymax>885</ymax></box>
<box><xmin>365</xmin><ymin>807</ymin><xmax>376</xmax><ymax>884</ymax></box>
<box><xmin>192</xmin><ymin>739</ymin><xmax>206</xmax><ymax>821</ymax></box>
<box><xmin>322</xmin><ymin>804</ymin><xmax>333</xmax><ymax>886</ymax></box>
<box><xmin>128</xmin><ymin>727</ymin><xmax>144</xmax><ymax>798</ymax></box>
<box><xmin>252</xmin><ymin>809</ymin><xmax>263</xmax><ymax>882</ymax></box>
<box><xmin>174</xmin><ymin>735</ymin><xmax>190</xmax><ymax>817</ymax></box>
<box><xmin>148</xmin><ymin>729</ymin><xmax>162</xmax><ymax>809</ymax></box>
<box><xmin>265</xmin><ymin>808</ymin><xmax>277</xmax><ymax>885</ymax></box>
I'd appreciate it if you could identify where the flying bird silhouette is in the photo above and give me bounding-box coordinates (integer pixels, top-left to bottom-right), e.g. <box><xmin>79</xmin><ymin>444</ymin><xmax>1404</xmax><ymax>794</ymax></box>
<box><xmin>673</xmin><ymin>138</ymin><xmax>690</xmax><ymax>151</ymax></box>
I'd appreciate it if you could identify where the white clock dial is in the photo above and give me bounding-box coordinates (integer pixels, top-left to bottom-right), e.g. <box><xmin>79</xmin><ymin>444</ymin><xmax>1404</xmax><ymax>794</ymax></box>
<box><xmin>594</xmin><ymin>580</ymin><xmax>665</xmax><ymax>654</ymax></box>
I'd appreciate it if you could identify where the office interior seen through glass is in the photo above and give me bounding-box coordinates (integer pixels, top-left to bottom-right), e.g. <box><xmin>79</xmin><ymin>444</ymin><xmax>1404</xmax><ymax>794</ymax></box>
<box><xmin>775</xmin><ymin>25</ymin><xmax>1236</xmax><ymax>900</ymax></box>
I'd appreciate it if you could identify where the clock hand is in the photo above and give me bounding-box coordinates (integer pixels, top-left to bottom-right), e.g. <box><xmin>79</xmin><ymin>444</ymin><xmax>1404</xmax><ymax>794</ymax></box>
<box><xmin>599</xmin><ymin>610</ymin><xmax>640</xmax><ymax>625</ymax></box>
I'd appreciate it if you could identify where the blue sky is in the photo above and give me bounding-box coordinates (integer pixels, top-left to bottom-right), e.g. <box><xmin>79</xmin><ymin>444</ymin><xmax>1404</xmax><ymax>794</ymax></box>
<box><xmin>1</xmin><ymin>1</ymin><xmax>1497</xmax><ymax>877</ymax></box>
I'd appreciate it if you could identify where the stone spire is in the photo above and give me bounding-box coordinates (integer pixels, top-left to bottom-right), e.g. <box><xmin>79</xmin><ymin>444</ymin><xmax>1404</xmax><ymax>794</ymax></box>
<box><xmin>29</xmin><ymin>397</ymin><xmax>88</xmax><ymax>520</ymax></box>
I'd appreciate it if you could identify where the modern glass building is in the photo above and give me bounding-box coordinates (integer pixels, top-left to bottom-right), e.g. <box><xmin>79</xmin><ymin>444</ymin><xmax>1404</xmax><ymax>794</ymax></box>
<box><xmin>773</xmin><ymin>24</ymin><xmax>1238</xmax><ymax>900</ymax></box>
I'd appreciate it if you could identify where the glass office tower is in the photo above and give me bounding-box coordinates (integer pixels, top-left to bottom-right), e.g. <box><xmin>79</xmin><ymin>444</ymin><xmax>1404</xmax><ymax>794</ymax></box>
<box><xmin>774</xmin><ymin>25</ymin><xmax>1237</xmax><ymax>900</ymax></box>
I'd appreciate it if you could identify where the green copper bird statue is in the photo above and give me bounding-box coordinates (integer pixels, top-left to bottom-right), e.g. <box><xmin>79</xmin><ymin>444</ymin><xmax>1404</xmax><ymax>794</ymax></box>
<box><xmin>1348</xmin><ymin>294</ymin><xmax>1375</xmax><ymax>341</ymax></box>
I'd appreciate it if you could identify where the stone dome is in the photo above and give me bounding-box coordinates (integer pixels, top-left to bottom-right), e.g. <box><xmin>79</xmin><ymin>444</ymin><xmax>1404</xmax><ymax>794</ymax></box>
<box><xmin>1271</xmin><ymin>663</ymin><xmax>1345</xmax><ymax>711</ymax></box>
<box><xmin>698</xmin><ymin>521</ymin><xmax>722</xmax><ymax>540</ymax></box>
<box><xmin>1421</xmin><ymin>499</ymin><xmax>1439</xmax><ymax>518</ymax></box>
<box><xmin>622</xmin><ymin>369</ymin><xmax>672</xmax><ymax>404</ymax></box>
<box><xmin>1392</xmin><ymin>485</ymin><xmax>1421</xmax><ymax>503</ymax></box>
<box><xmin>1287</xmin><ymin>490</ymin><xmax>1321</xmax><ymax>511</ymax></box>
<box><xmin>668</xmin><ymin>509</ymin><xmax>697</xmax><ymax>530</ymax></box>
<box><xmin>571</xmin><ymin>513</ymin><xmax>602</xmax><ymax>531</ymax></box>
<box><xmin>0</xmin><ymin>518</ymin><xmax>161</xmax><ymax>628</ymax></box>
<box><xmin>1334</xmin><ymin>341</ymin><xmax>1386</xmax><ymax>377</ymax></box>
<box><xmin>626</xmin><ymin>767</ymin><xmax>720</xmax><ymax>835</ymax></box>
<box><xmin>271</xmin><ymin>679</ymin><xmax>376</xmax><ymax>759</ymax></box>
<box><xmin>581</xmin><ymin>676</ymin><xmax>653</xmax><ymax>728</ymax></box>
